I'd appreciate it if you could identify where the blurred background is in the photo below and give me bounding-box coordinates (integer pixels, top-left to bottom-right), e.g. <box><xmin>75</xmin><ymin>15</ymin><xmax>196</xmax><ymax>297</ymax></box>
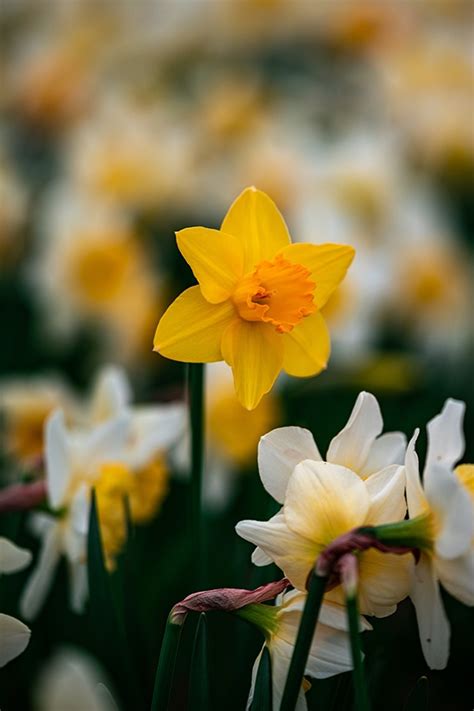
<box><xmin>0</xmin><ymin>1</ymin><xmax>473</xmax><ymax>709</ymax></box>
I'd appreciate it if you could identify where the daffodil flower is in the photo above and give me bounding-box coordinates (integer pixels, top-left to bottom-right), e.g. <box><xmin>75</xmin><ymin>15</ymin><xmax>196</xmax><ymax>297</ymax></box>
<box><xmin>0</xmin><ymin>537</ymin><xmax>32</xmax><ymax>667</ymax></box>
<box><xmin>239</xmin><ymin>590</ymin><xmax>371</xmax><ymax>710</ymax></box>
<box><xmin>237</xmin><ymin>393</ymin><xmax>412</xmax><ymax>617</ymax></box>
<box><xmin>154</xmin><ymin>186</ymin><xmax>354</xmax><ymax>409</ymax></box>
<box><xmin>21</xmin><ymin>367</ymin><xmax>185</xmax><ymax>619</ymax></box>
<box><xmin>405</xmin><ymin>399</ymin><xmax>474</xmax><ymax>669</ymax></box>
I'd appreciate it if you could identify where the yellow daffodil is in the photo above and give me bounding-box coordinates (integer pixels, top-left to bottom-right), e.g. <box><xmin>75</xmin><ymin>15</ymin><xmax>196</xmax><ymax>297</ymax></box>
<box><xmin>154</xmin><ymin>187</ymin><xmax>355</xmax><ymax>409</ymax></box>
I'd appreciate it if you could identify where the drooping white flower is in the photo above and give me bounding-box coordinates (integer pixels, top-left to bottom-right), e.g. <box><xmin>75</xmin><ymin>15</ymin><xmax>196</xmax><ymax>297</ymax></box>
<box><xmin>243</xmin><ymin>590</ymin><xmax>371</xmax><ymax>710</ymax></box>
<box><xmin>405</xmin><ymin>399</ymin><xmax>474</xmax><ymax>669</ymax></box>
<box><xmin>0</xmin><ymin>537</ymin><xmax>32</xmax><ymax>667</ymax></box>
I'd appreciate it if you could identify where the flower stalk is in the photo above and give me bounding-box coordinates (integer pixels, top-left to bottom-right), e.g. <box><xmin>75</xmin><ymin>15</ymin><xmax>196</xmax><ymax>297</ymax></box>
<box><xmin>188</xmin><ymin>362</ymin><xmax>206</xmax><ymax>587</ymax></box>
<box><xmin>341</xmin><ymin>554</ymin><xmax>371</xmax><ymax>711</ymax></box>
<box><xmin>279</xmin><ymin>566</ymin><xmax>328</xmax><ymax>711</ymax></box>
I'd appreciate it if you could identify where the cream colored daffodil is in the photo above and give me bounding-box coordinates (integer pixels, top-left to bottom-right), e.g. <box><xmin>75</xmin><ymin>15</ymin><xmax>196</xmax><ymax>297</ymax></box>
<box><xmin>0</xmin><ymin>537</ymin><xmax>32</xmax><ymax>667</ymax></box>
<box><xmin>405</xmin><ymin>399</ymin><xmax>474</xmax><ymax>670</ymax></box>
<box><xmin>251</xmin><ymin>391</ymin><xmax>406</xmax><ymax>561</ymax></box>
<box><xmin>21</xmin><ymin>367</ymin><xmax>185</xmax><ymax>618</ymax></box>
<box><xmin>154</xmin><ymin>186</ymin><xmax>354</xmax><ymax>410</ymax></box>
<box><xmin>237</xmin><ymin>392</ymin><xmax>412</xmax><ymax>617</ymax></box>
<box><xmin>241</xmin><ymin>590</ymin><xmax>371</xmax><ymax>710</ymax></box>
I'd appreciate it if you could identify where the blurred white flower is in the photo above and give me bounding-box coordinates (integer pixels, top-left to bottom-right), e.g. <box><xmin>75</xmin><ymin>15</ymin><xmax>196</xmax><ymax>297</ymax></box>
<box><xmin>20</xmin><ymin>365</ymin><xmax>185</xmax><ymax>618</ymax></box>
<box><xmin>0</xmin><ymin>537</ymin><xmax>32</xmax><ymax>667</ymax></box>
<box><xmin>34</xmin><ymin>648</ymin><xmax>118</xmax><ymax>711</ymax></box>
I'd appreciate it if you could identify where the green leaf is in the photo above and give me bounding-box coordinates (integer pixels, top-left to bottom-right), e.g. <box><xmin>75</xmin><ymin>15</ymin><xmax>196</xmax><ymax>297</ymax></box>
<box><xmin>87</xmin><ymin>490</ymin><xmax>138</xmax><ymax>707</ymax></box>
<box><xmin>151</xmin><ymin>614</ymin><xmax>183</xmax><ymax>711</ymax></box>
<box><xmin>250</xmin><ymin>646</ymin><xmax>272</xmax><ymax>711</ymax></box>
<box><xmin>404</xmin><ymin>676</ymin><xmax>428</xmax><ymax>711</ymax></box>
<box><xmin>189</xmin><ymin>613</ymin><xmax>210</xmax><ymax>710</ymax></box>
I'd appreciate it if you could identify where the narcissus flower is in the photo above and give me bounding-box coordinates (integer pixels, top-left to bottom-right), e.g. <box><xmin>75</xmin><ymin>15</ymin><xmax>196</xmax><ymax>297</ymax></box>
<box><xmin>239</xmin><ymin>590</ymin><xmax>371</xmax><ymax>711</ymax></box>
<box><xmin>20</xmin><ymin>367</ymin><xmax>184</xmax><ymax>618</ymax></box>
<box><xmin>237</xmin><ymin>393</ymin><xmax>412</xmax><ymax>617</ymax></box>
<box><xmin>154</xmin><ymin>187</ymin><xmax>355</xmax><ymax>409</ymax></box>
<box><xmin>405</xmin><ymin>399</ymin><xmax>474</xmax><ymax>669</ymax></box>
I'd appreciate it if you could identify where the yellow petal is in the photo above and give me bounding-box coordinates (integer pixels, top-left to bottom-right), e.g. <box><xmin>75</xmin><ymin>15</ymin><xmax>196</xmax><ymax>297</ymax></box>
<box><xmin>221</xmin><ymin>187</ymin><xmax>291</xmax><ymax>271</ymax></box>
<box><xmin>176</xmin><ymin>227</ymin><xmax>244</xmax><ymax>304</ymax></box>
<box><xmin>221</xmin><ymin>320</ymin><xmax>283</xmax><ymax>410</ymax></box>
<box><xmin>282</xmin><ymin>311</ymin><xmax>330</xmax><ymax>377</ymax></box>
<box><xmin>153</xmin><ymin>286</ymin><xmax>235</xmax><ymax>362</ymax></box>
<box><xmin>279</xmin><ymin>243</ymin><xmax>355</xmax><ymax>309</ymax></box>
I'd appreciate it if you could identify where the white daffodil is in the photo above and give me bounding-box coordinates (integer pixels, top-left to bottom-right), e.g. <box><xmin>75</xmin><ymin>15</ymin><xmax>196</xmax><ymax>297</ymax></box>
<box><xmin>237</xmin><ymin>392</ymin><xmax>412</xmax><ymax>617</ymax></box>
<box><xmin>34</xmin><ymin>648</ymin><xmax>118</xmax><ymax>711</ymax></box>
<box><xmin>21</xmin><ymin>366</ymin><xmax>185</xmax><ymax>619</ymax></box>
<box><xmin>405</xmin><ymin>399</ymin><xmax>474</xmax><ymax>670</ymax></box>
<box><xmin>0</xmin><ymin>537</ymin><xmax>32</xmax><ymax>667</ymax></box>
<box><xmin>242</xmin><ymin>590</ymin><xmax>371</xmax><ymax>710</ymax></box>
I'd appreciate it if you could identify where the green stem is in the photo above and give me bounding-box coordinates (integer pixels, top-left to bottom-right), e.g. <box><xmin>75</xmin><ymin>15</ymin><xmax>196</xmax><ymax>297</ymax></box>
<box><xmin>346</xmin><ymin>593</ymin><xmax>371</xmax><ymax>711</ymax></box>
<box><xmin>151</xmin><ymin>615</ymin><xmax>183</xmax><ymax>711</ymax></box>
<box><xmin>280</xmin><ymin>569</ymin><xmax>328</xmax><ymax>711</ymax></box>
<box><xmin>251</xmin><ymin>646</ymin><xmax>273</xmax><ymax>711</ymax></box>
<box><xmin>367</xmin><ymin>512</ymin><xmax>433</xmax><ymax>551</ymax></box>
<box><xmin>188</xmin><ymin>363</ymin><xmax>206</xmax><ymax>588</ymax></box>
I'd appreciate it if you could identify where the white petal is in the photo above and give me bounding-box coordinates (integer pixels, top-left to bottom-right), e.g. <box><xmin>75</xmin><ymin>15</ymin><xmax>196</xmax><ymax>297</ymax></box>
<box><xmin>78</xmin><ymin>414</ymin><xmax>131</xmax><ymax>473</ymax></box>
<box><xmin>46</xmin><ymin>410</ymin><xmax>72</xmax><ymax>509</ymax></box>
<box><xmin>0</xmin><ymin>614</ymin><xmax>31</xmax><ymax>667</ymax></box>
<box><xmin>258</xmin><ymin>427</ymin><xmax>321</xmax><ymax>504</ymax></box>
<box><xmin>20</xmin><ymin>525</ymin><xmax>62</xmax><ymax>621</ymax></box>
<box><xmin>34</xmin><ymin>649</ymin><xmax>115</xmax><ymax>711</ymax></box>
<box><xmin>236</xmin><ymin>513</ymin><xmax>318</xmax><ymax>592</ymax></box>
<box><xmin>405</xmin><ymin>430</ymin><xmax>427</xmax><ymax>518</ymax></box>
<box><xmin>251</xmin><ymin>547</ymin><xmax>273</xmax><ymax>566</ymax></box>
<box><xmin>69</xmin><ymin>560</ymin><xmax>88</xmax><ymax>613</ymax></box>
<box><xmin>306</xmin><ymin>624</ymin><xmax>353</xmax><ymax>679</ymax></box>
<box><xmin>246</xmin><ymin>648</ymin><xmax>262</xmax><ymax>711</ymax></box>
<box><xmin>90</xmin><ymin>365</ymin><xmax>131</xmax><ymax>423</ymax></box>
<box><xmin>70</xmin><ymin>484</ymin><xmax>91</xmax><ymax>537</ymax></box>
<box><xmin>326</xmin><ymin>392</ymin><xmax>383</xmax><ymax>473</ymax></box>
<box><xmin>270</xmin><ymin>640</ymin><xmax>308</xmax><ymax>711</ymax></box>
<box><xmin>410</xmin><ymin>553</ymin><xmax>450</xmax><ymax>670</ymax></box>
<box><xmin>435</xmin><ymin>550</ymin><xmax>474</xmax><ymax>606</ymax></box>
<box><xmin>425</xmin><ymin>463</ymin><xmax>473</xmax><ymax>559</ymax></box>
<box><xmin>360</xmin><ymin>432</ymin><xmax>407</xmax><ymax>478</ymax></box>
<box><xmin>365</xmin><ymin>465</ymin><xmax>407</xmax><ymax>525</ymax></box>
<box><xmin>425</xmin><ymin>399</ymin><xmax>465</xmax><ymax>476</ymax></box>
<box><xmin>0</xmin><ymin>537</ymin><xmax>32</xmax><ymax>574</ymax></box>
<box><xmin>128</xmin><ymin>403</ymin><xmax>186</xmax><ymax>468</ymax></box>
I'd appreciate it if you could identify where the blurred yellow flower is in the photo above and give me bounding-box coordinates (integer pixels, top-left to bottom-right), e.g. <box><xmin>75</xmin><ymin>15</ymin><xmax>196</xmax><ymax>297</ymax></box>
<box><xmin>154</xmin><ymin>187</ymin><xmax>354</xmax><ymax>409</ymax></box>
<box><xmin>96</xmin><ymin>457</ymin><xmax>168</xmax><ymax>570</ymax></box>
